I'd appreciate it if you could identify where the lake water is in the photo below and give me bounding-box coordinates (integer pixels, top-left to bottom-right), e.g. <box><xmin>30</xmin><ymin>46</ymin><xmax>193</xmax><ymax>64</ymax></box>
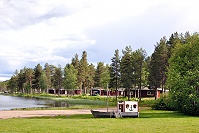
<box><xmin>0</xmin><ymin>95</ymin><xmax>69</xmax><ymax>110</ymax></box>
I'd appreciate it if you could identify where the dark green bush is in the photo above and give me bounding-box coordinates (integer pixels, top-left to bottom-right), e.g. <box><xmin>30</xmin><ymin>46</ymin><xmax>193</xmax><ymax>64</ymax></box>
<box><xmin>152</xmin><ymin>94</ymin><xmax>176</xmax><ymax>111</ymax></box>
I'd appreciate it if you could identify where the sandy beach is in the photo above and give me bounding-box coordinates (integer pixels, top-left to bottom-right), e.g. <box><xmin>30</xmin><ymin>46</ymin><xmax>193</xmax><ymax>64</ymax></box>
<box><xmin>0</xmin><ymin>109</ymin><xmax>90</xmax><ymax>119</ymax></box>
<box><xmin>0</xmin><ymin>108</ymin><xmax>117</xmax><ymax>119</ymax></box>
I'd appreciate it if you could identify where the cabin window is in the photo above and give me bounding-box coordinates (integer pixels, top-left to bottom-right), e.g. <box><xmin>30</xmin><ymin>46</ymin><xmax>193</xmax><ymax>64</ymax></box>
<box><xmin>147</xmin><ymin>91</ymin><xmax>154</xmax><ymax>95</ymax></box>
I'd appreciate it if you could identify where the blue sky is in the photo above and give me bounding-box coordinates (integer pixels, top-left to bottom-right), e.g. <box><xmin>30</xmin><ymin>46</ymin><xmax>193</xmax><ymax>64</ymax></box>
<box><xmin>0</xmin><ymin>0</ymin><xmax>199</xmax><ymax>81</ymax></box>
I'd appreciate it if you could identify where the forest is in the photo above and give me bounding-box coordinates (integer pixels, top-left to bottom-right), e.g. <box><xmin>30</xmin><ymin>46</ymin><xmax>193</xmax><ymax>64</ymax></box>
<box><xmin>0</xmin><ymin>32</ymin><xmax>199</xmax><ymax>115</ymax></box>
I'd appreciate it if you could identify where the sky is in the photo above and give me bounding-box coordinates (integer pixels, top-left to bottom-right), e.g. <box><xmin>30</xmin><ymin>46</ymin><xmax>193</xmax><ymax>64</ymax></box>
<box><xmin>0</xmin><ymin>0</ymin><xmax>199</xmax><ymax>81</ymax></box>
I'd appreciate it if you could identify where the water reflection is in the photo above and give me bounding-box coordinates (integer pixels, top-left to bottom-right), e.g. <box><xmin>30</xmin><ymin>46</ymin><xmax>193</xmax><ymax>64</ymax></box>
<box><xmin>0</xmin><ymin>95</ymin><xmax>71</xmax><ymax>110</ymax></box>
<box><xmin>51</xmin><ymin>101</ymin><xmax>70</xmax><ymax>108</ymax></box>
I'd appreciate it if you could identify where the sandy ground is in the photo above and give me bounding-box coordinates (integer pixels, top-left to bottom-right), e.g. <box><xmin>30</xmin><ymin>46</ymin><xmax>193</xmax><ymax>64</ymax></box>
<box><xmin>0</xmin><ymin>108</ymin><xmax>117</xmax><ymax>119</ymax></box>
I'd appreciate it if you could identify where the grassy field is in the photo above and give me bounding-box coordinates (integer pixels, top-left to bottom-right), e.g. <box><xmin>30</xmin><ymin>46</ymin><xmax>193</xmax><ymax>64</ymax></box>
<box><xmin>1</xmin><ymin>95</ymin><xmax>198</xmax><ymax>132</ymax></box>
<box><xmin>0</xmin><ymin>109</ymin><xmax>198</xmax><ymax>133</ymax></box>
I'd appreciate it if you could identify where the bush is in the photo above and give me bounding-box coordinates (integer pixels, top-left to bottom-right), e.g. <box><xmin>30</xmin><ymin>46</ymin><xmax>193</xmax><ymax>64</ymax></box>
<box><xmin>152</xmin><ymin>94</ymin><xmax>176</xmax><ymax>111</ymax></box>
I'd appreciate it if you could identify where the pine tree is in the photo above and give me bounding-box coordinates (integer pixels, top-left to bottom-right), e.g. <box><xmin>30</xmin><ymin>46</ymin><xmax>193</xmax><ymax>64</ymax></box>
<box><xmin>167</xmin><ymin>32</ymin><xmax>182</xmax><ymax>58</ymax></box>
<box><xmin>78</xmin><ymin>51</ymin><xmax>89</xmax><ymax>94</ymax></box>
<box><xmin>64</xmin><ymin>64</ymin><xmax>78</xmax><ymax>95</ymax></box>
<box><xmin>17</xmin><ymin>69</ymin><xmax>26</xmax><ymax>93</ymax></box>
<box><xmin>53</xmin><ymin>65</ymin><xmax>63</xmax><ymax>96</ymax></box>
<box><xmin>7</xmin><ymin>76</ymin><xmax>18</xmax><ymax>93</ymax></box>
<box><xmin>87</xmin><ymin>63</ymin><xmax>95</xmax><ymax>89</ymax></box>
<box><xmin>101</xmin><ymin>64</ymin><xmax>110</xmax><ymax>89</ymax></box>
<box><xmin>7</xmin><ymin>70</ymin><xmax>19</xmax><ymax>93</ymax></box>
<box><xmin>24</xmin><ymin>68</ymin><xmax>34</xmax><ymax>94</ymax></box>
<box><xmin>33</xmin><ymin>64</ymin><xmax>43</xmax><ymax>93</ymax></box>
<box><xmin>110</xmin><ymin>49</ymin><xmax>121</xmax><ymax>101</ymax></box>
<box><xmin>120</xmin><ymin>46</ymin><xmax>133</xmax><ymax>100</ymax></box>
<box><xmin>131</xmin><ymin>48</ymin><xmax>147</xmax><ymax>101</ymax></box>
<box><xmin>48</xmin><ymin>65</ymin><xmax>57</xmax><ymax>88</ymax></box>
<box><xmin>40</xmin><ymin>71</ymin><xmax>47</xmax><ymax>93</ymax></box>
<box><xmin>71</xmin><ymin>53</ymin><xmax>79</xmax><ymax>70</ymax></box>
<box><xmin>148</xmin><ymin>37</ymin><xmax>168</xmax><ymax>99</ymax></box>
<box><xmin>44</xmin><ymin>63</ymin><xmax>51</xmax><ymax>93</ymax></box>
<box><xmin>94</xmin><ymin>62</ymin><xmax>104</xmax><ymax>87</ymax></box>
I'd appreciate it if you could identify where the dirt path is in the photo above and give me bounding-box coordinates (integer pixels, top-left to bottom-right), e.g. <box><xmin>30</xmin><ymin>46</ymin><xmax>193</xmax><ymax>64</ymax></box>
<box><xmin>0</xmin><ymin>108</ymin><xmax>117</xmax><ymax>119</ymax></box>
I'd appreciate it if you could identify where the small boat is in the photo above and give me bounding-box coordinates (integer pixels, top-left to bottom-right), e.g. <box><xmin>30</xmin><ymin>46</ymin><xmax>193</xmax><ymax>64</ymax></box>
<box><xmin>91</xmin><ymin>101</ymin><xmax>139</xmax><ymax>118</ymax></box>
<box><xmin>90</xmin><ymin>110</ymin><xmax>115</xmax><ymax>118</ymax></box>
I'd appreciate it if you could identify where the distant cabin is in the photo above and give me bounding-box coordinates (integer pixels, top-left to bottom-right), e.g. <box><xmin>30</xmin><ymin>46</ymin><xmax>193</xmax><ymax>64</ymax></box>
<box><xmin>48</xmin><ymin>88</ymin><xmax>81</xmax><ymax>95</ymax></box>
<box><xmin>90</xmin><ymin>87</ymin><xmax>166</xmax><ymax>98</ymax></box>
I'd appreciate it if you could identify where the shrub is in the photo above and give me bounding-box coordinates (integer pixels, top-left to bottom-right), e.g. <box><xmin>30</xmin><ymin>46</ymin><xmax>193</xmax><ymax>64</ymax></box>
<box><xmin>152</xmin><ymin>94</ymin><xmax>176</xmax><ymax>111</ymax></box>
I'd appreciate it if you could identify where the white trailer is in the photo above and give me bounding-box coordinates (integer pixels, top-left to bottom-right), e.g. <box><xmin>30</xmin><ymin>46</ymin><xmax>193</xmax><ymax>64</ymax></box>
<box><xmin>116</xmin><ymin>101</ymin><xmax>139</xmax><ymax>118</ymax></box>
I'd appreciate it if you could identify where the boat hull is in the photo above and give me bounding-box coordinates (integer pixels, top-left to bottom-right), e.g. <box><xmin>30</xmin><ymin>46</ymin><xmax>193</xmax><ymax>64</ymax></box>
<box><xmin>91</xmin><ymin>110</ymin><xmax>139</xmax><ymax>118</ymax></box>
<box><xmin>114</xmin><ymin>112</ymin><xmax>139</xmax><ymax>118</ymax></box>
<box><xmin>90</xmin><ymin>110</ymin><xmax>115</xmax><ymax>118</ymax></box>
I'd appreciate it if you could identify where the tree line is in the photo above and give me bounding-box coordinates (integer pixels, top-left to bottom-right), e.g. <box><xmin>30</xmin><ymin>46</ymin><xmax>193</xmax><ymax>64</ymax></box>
<box><xmin>0</xmin><ymin>32</ymin><xmax>199</xmax><ymax>115</ymax></box>
<box><xmin>0</xmin><ymin>32</ymin><xmax>193</xmax><ymax>95</ymax></box>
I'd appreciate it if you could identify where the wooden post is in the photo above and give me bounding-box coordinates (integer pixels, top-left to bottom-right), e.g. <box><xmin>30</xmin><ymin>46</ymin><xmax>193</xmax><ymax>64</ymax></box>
<box><xmin>106</xmin><ymin>83</ymin><xmax>109</xmax><ymax>112</ymax></box>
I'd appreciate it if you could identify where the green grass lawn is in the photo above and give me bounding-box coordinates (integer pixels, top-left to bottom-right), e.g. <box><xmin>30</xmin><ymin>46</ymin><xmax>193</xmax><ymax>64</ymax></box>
<box><xmin>0</xmin><ymin>110</ymin><xmax>198</xmax><ymax>133</ymax></box>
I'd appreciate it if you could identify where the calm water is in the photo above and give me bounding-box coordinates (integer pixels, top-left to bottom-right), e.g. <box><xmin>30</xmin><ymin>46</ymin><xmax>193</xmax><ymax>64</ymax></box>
<box><xmin>0</xmin><ymin>95</ymin><xmax>70</xmax><ymax>110</ymax></box>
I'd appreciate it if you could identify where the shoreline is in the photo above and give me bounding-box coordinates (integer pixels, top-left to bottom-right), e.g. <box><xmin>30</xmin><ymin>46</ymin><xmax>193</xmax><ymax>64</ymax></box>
<box><xmin>0</xmin><ymin>109</ymin><xmax>91</xmax><ymax>119</ymax></box>
<box><xmin>0</xmin><ymin>107</ymin><xmax>117</xmax><ymax>119</ymax></box>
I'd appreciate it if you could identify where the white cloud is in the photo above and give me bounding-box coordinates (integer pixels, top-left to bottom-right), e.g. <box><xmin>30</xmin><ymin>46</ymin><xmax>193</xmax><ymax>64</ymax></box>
<box><xmin>0</xmin><ymin>0</ymin><xmax>89</xmax><ymax>30</ymax></box>
<box><xmin>1</xmin><ymin>0</ymin><xmax>199</xmax><ymax>81</ymax></box>
<box><xmin>0</xmin><ymin>74</ymin><xmax>12</xmax><ymax>81</ymax></box>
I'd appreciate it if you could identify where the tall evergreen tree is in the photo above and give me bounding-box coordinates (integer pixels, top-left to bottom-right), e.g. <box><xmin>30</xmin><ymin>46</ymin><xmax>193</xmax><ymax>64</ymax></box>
<box><xmin>40</xmin><ymin>71</ymin><xmax>47</xmax><ymax>93</ymax></box>
<box><xmin>71</xmin><ymin>53</ymin><xmax>79</xmax><ymax>70</ymax></box>
<box><xmin>167</xmin><ymin>32</ymin><xmax>183</xmax><ymax>58</ymax></box>
<box><xmin>131</xmin><ymin>48</ymin><xmax>147</xmax><ymax>101</ymax></box>
<box><xmin>44</xmin><ymin>63</ymin><xmax>51</xmax><ymax>93</ymax></box>
<box><xmin>110</xmin><ymin>49</ymin><xmax>121</xmax><ymax>101</ymax></box>
<box><xmin>142</xmin><ymin>56</ymin><xmax>151</xmax><ymax>87</ymax></box>
<box><xmin>24</xmin><ymin>68</ymin><xmax>34</xmax><ymax>94</ymax></box>
<box><xmin>101</xmin><ymin>64</ymin><xmax>111</xmax><ymax>89</ymax></box>
<box><xmin>78</xmin><ymin>51</ymin><xmax>89</xmax><ymax>94</ymax></box>
<box><xmin>48</xmin><ymin>65</ymin><xmax>57</xmax><ymax>88</ymax></box>
<box><xmin>53</xmin><ymin>65</ymin><xmax>63</xmax><ymax>96</ymax></box>
<box><xmin>120</xmin><ymin>46</ymin><xmax>133</xmax><ymax>100</ymax></box>
<box><xmin>7</xmin><ymin>76</ymin><xmax>18</xmax><ymax>93</ymax></box>
<box><xmin>64</xmin><ymin>64</ymin><xmax>78</xmax><ymax>95</ymax></box>
<box><xmin>87</xmin><ymin>63</ymin><xmax>95</xmax><ymax>89</ymax></box>
<box><xmin>148</xmin><ymin>37</ymin><xmax>168</xmax><ymax>99</ymax></box>
<box><xmin>8</xmin><ymin>70</ymin><xmax>19</xmax><ymax>93</ymax></box>
<box><xmin>131</xmin><ymin>51</ymin><xmax>140</xmax><ymax>97</ymax></box>
<box><xmin>17</xmin><ymin>69</ymin><xmax>26</xmax><ymax>93</ymax></box>
<box><xmin>32</xmin><ymin>64</ymin><xmax>43</xmax><ymax>93</ymax></box>
<box><xmin>94</xmin><ymin>62</ymin><xmax>104</xmax><ymax>87</ymax></box>
<box><xmin>159</xmin><ymin>38</ymin><xmax>168</xmax><ymax>92</ymax></box>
